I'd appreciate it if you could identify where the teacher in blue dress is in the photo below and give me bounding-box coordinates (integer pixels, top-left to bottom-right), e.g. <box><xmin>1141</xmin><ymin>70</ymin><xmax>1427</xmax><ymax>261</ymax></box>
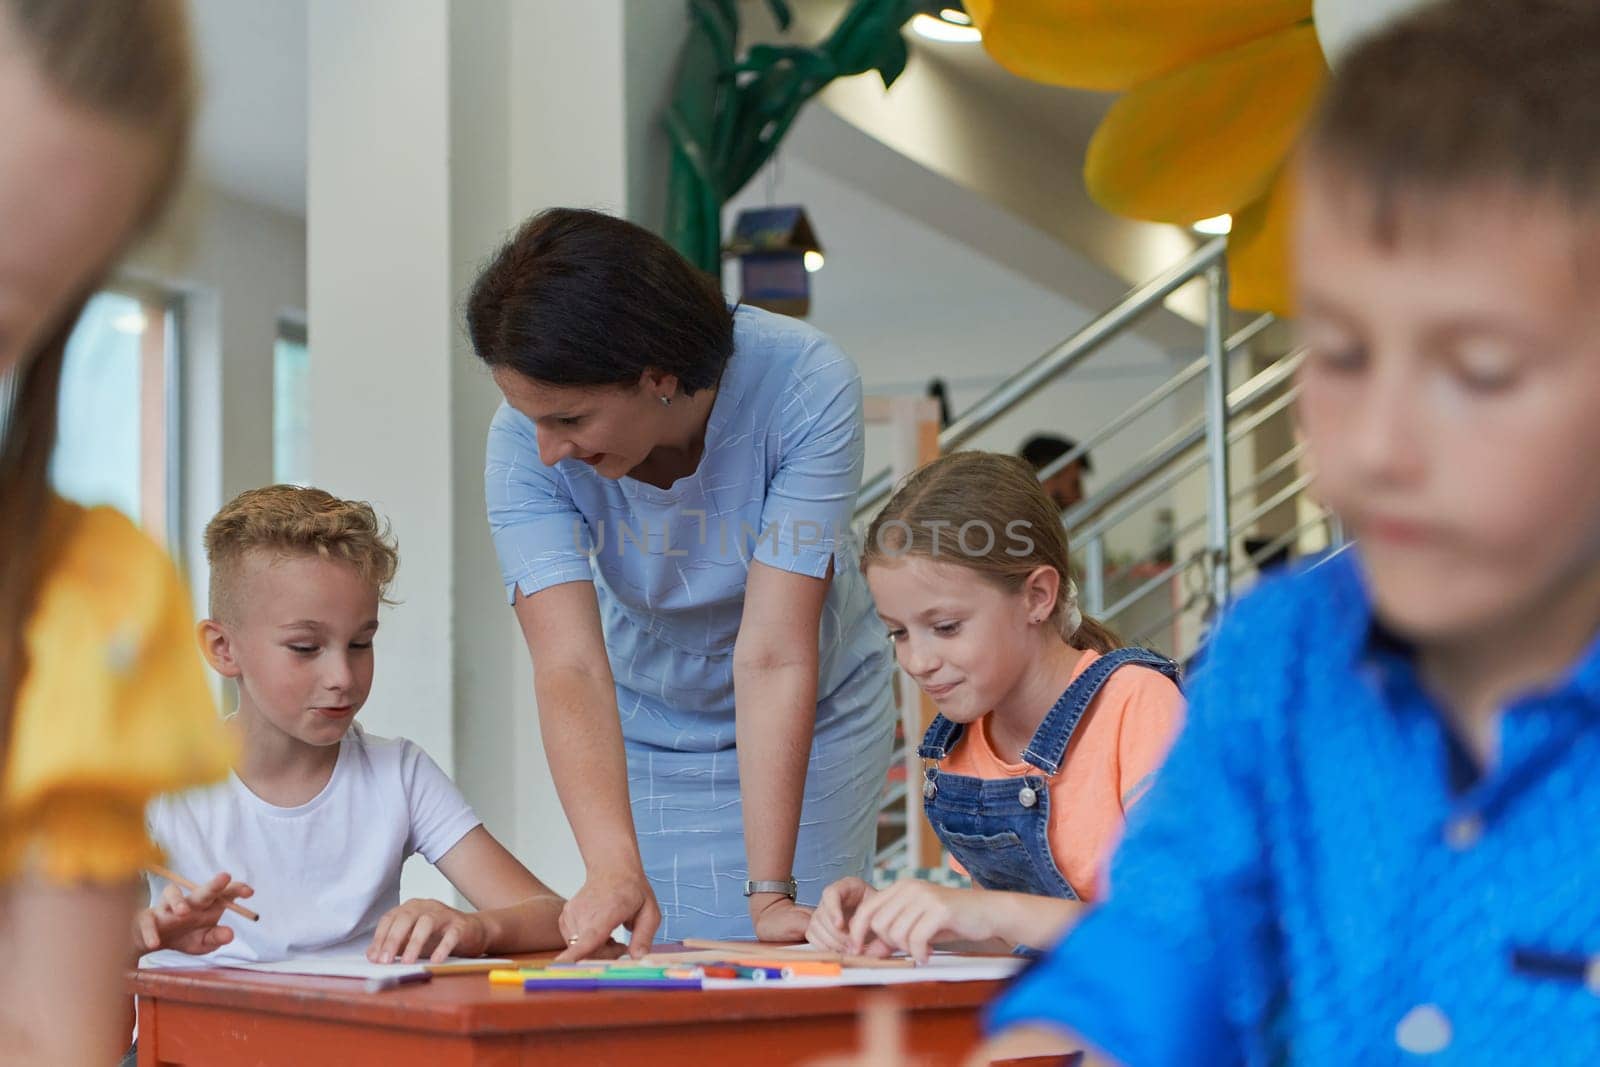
<box><xmin>469</xmin><ymin>208</ymin><xmax>896</xmax><ymax>954</ymax></box>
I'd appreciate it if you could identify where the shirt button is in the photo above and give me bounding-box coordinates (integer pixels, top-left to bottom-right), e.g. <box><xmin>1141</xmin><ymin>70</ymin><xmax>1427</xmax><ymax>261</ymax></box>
<box><xmin>1018</xmin><ymin>785</ymin><xmax>1038</xmax><ymax>808</ymax></box>
<box><xmin>105</xmin><ymin>625</ymin><xmax>141</xmax><ymax>676</ymax></box>
<box><xmin>1395</xmin><ymin>1003</ymin><xmax>1452</xmax><ymax>1054</ymax></box>
<box><xmin>1444</xmin><ymin>814</ymin><xmax>1484</xmax><ymax>851</ymax></box>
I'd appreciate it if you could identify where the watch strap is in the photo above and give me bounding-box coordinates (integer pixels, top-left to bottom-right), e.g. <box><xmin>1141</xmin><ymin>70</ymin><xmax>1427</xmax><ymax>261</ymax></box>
<box><xmin>744</xmin><ymin>878</ymin><xmax>798</xmax><ymax>900</ymax></box>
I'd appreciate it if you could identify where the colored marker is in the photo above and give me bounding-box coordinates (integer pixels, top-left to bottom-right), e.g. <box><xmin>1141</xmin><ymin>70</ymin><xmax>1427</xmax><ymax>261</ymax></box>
<box><xmin>522</xmin><ymin>977</ymin><xmax>703</xmax><ymax>991</ymax></box>
<box><xmin>489</xmin><ymin>968</ymin><xmax>536</xmax><ymax>985</ymax></box>
<box><xmin>593</xmin><ymin>966</ymin><xmax>672</xmax><ymax>978</ymax></box>
<box><xmin>733</xmin><ymin>958</ymin><xmax>842</xmax><ymax>977</ymax></box>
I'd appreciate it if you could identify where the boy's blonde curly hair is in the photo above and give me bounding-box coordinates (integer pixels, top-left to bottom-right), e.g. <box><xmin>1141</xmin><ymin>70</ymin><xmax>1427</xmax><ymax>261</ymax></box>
<box><xmin>204</xmin><ymin>485</ymin><xmax>399</xmax><ymax>622</ymax></box>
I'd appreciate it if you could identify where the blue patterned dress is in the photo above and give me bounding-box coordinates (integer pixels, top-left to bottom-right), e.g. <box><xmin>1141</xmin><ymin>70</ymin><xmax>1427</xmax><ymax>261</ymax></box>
<box><xmin>485</xmin><ymin>305</ymin><xmax>895</xmax><ymax>939</ymax></box>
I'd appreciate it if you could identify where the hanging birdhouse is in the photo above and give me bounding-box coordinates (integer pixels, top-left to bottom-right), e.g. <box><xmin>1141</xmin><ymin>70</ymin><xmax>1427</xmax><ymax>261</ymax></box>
<box><xmin>724</xmin><ymin>205</ymin><xmax>824</xmax><ymax>318</ymax></box>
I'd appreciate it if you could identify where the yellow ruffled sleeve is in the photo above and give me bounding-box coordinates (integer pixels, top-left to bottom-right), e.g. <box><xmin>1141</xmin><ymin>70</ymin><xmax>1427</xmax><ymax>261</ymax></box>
<box><xmin>1</xmin><ymin>501</ymin><xmax>234</xmax><ymax>884</ymax></box>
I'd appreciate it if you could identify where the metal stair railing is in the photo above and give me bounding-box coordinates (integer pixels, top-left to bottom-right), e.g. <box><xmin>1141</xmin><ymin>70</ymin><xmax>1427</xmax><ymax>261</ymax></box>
<box><xmin>855</xmin><ymin>237</ymin><xmax>1229</xmax><ymax>515</ymax></box>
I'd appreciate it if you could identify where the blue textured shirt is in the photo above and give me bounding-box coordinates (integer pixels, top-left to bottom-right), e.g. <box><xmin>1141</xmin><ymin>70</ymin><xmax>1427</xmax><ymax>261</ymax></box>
<box><xmin>989</xmin><ymin>549</ymin><xmax>1600</xmax><ymax>1064</ymax></box>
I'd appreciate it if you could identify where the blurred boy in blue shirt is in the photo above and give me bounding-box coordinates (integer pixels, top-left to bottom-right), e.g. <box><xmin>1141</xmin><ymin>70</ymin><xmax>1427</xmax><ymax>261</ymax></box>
<box><xmin>986</xmin><ymin>1</ymin><xmax>1600</xmax><ymax>1063</ymax></box>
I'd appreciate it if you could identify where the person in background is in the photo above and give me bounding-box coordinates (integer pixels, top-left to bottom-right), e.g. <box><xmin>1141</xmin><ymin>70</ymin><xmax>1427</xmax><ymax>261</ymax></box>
<box><xmin>1020</xmin><ymin>434</ymin><xmax>1092</xmax><ymax>513</ymax></box>
<box><xmin>926</xmin><ymin>377</ymin><xmax>952</xmax><ymax>429</ymax></box>
<box><xmin>0</xmin><ymin>1</ymin><xmax>234</xmax><ymax>1061</ymax></box>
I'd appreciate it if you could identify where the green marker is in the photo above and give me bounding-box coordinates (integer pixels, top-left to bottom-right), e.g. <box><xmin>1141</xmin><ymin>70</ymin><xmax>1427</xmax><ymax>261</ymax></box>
<box><xmin>596</xmin><ymin>966</ymin><xmax>671</xmax><ymax>978</ymax></box>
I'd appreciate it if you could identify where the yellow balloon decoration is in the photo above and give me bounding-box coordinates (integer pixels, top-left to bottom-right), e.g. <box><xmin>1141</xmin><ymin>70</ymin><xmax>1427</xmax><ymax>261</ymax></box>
<box><xmin>967</xmin><ymin>0</ymin><xmax>1326</xmax><ymax>315</ymax></box>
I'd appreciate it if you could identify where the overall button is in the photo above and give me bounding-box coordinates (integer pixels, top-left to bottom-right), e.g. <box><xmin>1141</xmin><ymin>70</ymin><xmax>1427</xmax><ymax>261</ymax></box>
<box><xmin>1018</xmin><ymin>785</ymin><xmax>1038</xmax><ymax>808</ymax></box>
<box><xmin>923</xmin><ymin>778</ymin><xmax>937</xmax><ymax>800</ymax></box>
<box><xmin>1444</xmin><ymin>814</ymin><xmax>1484</xmax><ymax>851</ymax></box>
<box><xmin>1394</xmin><ymin>1003</ymin><xmax>1452</xmax><ymax>1054</ymax></box>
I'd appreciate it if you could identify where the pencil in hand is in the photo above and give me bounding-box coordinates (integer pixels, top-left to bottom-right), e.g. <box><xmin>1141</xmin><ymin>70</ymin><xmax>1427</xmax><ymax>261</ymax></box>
<box><xmin>147</xmin><ymin>863</ymin><xmax>261</xmax><ymax>923</ymax></box>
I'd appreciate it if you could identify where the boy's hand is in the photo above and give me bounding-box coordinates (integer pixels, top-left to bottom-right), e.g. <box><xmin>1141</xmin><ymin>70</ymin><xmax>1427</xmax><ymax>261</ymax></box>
<box><xmin>846</xmin><ymin>881</ymin><xmax>991</xmax><ymax>964</ymax></box>
<box><xmin>807</xmin><ymin>877</ymin><xmax>891</xmax><ymax>956</ymax></box>
<box><xmin>369</xmin><ymin>898</ymin><xmax>488</xmax><ymax>964</ymax></box>
<box><xmin>134</xmin><ymin>871</ymin><xmax>253</xmax><ymax>955</ymax></box>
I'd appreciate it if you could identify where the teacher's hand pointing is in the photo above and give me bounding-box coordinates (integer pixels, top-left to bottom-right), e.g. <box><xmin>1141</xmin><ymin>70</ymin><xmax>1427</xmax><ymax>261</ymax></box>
<box><xmin>556</xmin><ymin>865</ymin><xmax>660</xmax><ymax>961</ymax></box>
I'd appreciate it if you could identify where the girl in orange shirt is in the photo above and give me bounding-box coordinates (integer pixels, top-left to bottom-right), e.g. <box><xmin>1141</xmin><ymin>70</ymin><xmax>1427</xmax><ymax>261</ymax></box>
<box><xmin>806</xmin><ymin>452</ymin><xmax>1183</xmax><ymax>962</ymax></box>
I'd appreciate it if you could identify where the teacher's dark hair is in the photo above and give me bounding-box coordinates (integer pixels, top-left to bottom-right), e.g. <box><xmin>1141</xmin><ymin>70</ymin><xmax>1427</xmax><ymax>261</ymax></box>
<box><xmin>466</xmin><ymin>208</ymin><xmax>734</xmax><ymax>395</ymax></box>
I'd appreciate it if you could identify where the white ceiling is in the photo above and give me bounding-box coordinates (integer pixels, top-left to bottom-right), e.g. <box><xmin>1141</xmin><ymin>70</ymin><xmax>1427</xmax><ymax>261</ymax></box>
<box><xmin>914</xmin><ymin>28</ymin><xmax>1116</xmax><ymax>155</ymax></box>
<box><xmin>183</xmin><ymin>0</ymin><xmax>1109</xmax><ymax>224</ymax></box>
<box><xmin>187</xmin><ymin>0</ymin><xmax>308</xmax><ymax>218</ymax></box>
<box><xmin>746</xmin><ymin>0</ymin><xmax>1114</xmax><ymax>159</ymax></box>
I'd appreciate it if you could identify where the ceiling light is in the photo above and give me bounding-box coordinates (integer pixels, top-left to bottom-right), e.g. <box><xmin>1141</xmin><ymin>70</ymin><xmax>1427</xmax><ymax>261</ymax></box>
<box><xmin>911</xmin><ymin>13</ymin><xmax>982</xmax><ymax>43</ymax></box>
<box><xmin>112</xmin><ymin>311</ymin><xmax>147</xmax><ymax>334</ymax></box>
<box><xmin>1191</xmin><ymin>214</ymin><xmax>1233</xmax><ymax>236</ymax></box>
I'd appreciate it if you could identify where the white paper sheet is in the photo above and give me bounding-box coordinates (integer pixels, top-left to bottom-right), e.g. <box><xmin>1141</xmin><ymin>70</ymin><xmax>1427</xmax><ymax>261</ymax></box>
<box><xmin>220</xmin><ymin>954</ymin><xmax>511</xmax><ymax>980</ymax></box>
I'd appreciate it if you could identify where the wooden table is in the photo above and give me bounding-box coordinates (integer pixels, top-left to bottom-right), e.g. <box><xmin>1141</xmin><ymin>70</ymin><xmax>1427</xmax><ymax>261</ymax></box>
<box><xmin>130</xmin><ymin>966</ymin><xmax>1044</xmax><ymax>1066</ymax></box>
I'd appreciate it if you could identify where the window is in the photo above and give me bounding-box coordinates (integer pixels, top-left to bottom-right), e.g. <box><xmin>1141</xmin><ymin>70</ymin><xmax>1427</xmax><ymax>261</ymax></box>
<box><xmin>51</xmin><ymin>287</ymin><xmax>179</xmax><ymax>542</ymax></box>
<box><xmin>274</xmin><ymin>319</ymin><xmax>309</xmax><ymax>485</ymax></box>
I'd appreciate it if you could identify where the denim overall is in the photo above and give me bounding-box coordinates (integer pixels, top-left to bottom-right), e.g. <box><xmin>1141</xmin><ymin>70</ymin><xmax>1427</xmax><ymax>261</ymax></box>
<box><xmin>917</xmin><ymin>648</ymin><xmax>1181</xmax><ymax>901</ymax></box>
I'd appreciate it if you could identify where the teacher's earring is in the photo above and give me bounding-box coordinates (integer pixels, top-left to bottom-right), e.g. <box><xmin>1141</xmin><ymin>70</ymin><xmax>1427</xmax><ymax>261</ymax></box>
<box><xmin>659</xmin><ymin>395</ymin><xmax>672</xmax><ymax>407</ymax></box>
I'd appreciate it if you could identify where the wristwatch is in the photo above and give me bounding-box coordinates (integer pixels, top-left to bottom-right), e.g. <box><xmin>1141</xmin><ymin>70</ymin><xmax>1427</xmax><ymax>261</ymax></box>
<box><xmin>744</xmin><ymin>878</ymin><xmax>798</xmax><ymax>901</ymax></box>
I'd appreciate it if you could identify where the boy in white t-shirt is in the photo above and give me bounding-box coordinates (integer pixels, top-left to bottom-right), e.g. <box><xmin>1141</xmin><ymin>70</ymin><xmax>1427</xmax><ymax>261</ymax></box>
<box><xmin>134</xmin><ymin>485</ymin><xmax>567</xmax><ymax>967</ymax></box>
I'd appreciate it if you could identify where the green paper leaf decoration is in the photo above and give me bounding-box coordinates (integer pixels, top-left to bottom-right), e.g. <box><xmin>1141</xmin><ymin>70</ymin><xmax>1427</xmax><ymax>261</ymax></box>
<box><xmin>664</xmin><ymin>0</ymin><xmax>945</xmax><ymax>274</ymax></box>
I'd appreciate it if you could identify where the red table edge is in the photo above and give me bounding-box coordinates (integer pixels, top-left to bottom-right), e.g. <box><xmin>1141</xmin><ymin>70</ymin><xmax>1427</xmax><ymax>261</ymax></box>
<box><xmin>128</xmin><ymin>967</ymin><xmax>1012</xmax><ymax>1038</ymax></box>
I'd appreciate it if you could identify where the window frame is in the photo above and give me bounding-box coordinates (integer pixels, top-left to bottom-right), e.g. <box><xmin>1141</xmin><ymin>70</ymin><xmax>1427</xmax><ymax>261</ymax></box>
<box><xmin>55</xmin><ymin>279</ymin><xmax>183</xmax><ymax>547</ymax></box>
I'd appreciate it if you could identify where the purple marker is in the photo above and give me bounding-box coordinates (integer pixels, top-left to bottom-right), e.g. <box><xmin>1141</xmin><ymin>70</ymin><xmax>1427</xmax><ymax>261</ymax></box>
<box><xmin>521</xmin><ymin>977</ymin><xmax>704</xmax><ymax>992</ymax></box>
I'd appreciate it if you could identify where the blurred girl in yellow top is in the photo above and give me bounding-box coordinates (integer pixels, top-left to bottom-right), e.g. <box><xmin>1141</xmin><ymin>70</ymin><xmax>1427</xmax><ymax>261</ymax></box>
<box><xmin>0</xmin><ymin>1</ymin><xmax>232</xmax><ymax>1062</ymax></box>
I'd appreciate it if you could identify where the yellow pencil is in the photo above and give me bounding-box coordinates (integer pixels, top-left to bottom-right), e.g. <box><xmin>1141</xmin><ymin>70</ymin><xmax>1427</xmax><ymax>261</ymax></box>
<box><xmin>147</xmin><ymin>863</ymin><xmax>260</xmax><ymax>923</ymax></box>
<box><xmin>677</xmin><ymin>939</ymin><xmax>914</xmax><ymax>969</ymax></box>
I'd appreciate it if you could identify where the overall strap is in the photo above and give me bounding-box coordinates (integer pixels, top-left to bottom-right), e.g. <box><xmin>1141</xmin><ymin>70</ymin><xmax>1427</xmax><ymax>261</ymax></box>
<box><xmin>917</xmin><ymin>714</ymin><xmax>965</xmax><ymax>760</ymax></box>
<box><xmin>1020</xmin><ymin>647</ymin><xmax>1180</xmax><ymax>775</ymax></box>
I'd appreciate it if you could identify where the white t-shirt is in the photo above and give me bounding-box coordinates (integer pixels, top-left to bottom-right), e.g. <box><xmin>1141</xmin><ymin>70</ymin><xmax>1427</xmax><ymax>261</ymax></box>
<box><xmin>142</xmin><ymin>724</ymin><xmax>481</xmax><ymax>968</ymax></box>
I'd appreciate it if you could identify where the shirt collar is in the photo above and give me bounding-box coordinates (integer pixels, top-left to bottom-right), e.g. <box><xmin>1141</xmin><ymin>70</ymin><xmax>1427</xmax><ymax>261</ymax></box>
<box><xmin>1342</xmin><ymin>549</ymin><xmax>1600</xmax><ymax>716</ymax></box>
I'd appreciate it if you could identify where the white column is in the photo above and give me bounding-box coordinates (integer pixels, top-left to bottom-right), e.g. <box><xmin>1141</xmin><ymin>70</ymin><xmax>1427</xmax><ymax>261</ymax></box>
<box><xmin>308</xmin><ymin>0</ymin><xmax>686</xmax><ymax>899</ymax></box>
<box><xmin>309</xmin><ymin>0</ymin><xmax>457</xmax><ymax>899</ymax></box>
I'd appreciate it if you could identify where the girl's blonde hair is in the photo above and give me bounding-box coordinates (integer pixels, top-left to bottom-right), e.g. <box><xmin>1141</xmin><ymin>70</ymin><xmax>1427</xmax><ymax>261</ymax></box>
<box><xmin>861</xmin><ymin>451</ymin><xmax>1121</xmax><ymax>653</ymax></box>
<box><xmin>0</xmin><ymin>0</ymin><xmax>197</xmax><ymax>771</ymax></box>
<box><xmin>205</xmin><ymin>486</ymin><xmax>401</xmax><ymax>624</ymax></box>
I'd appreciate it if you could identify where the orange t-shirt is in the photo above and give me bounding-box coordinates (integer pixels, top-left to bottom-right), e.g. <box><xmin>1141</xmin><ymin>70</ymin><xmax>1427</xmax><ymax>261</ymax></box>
<box><xmin>941</xmin><ymin>649</ymin><xmax>1185</xmax><ymax>903</ymax></box>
